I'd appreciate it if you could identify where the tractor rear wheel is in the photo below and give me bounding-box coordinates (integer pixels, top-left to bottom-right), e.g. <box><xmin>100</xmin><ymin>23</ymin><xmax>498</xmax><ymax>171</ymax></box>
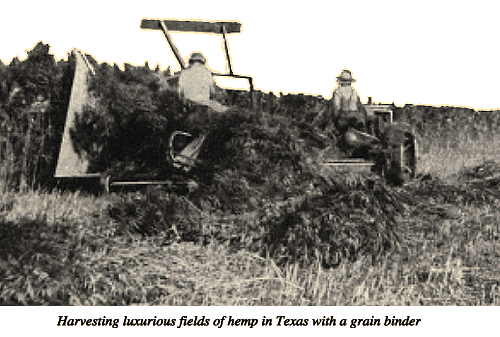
<box><xmin>391</xmin><ymin>133</ymin><xmax>417</xmax><ymax>185</ymax></box>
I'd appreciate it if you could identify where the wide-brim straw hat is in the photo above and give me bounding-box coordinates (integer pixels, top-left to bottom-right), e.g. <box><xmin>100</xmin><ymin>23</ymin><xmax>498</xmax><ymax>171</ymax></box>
<box><xmin>188</xmin><ymin>52</ymin><xmax>206</xmax><ymax>65</ymax></box>
<box><xmin>336</xmin><ymin>69</ymin><xmax>356</xmax><ymax>83</ymax></box>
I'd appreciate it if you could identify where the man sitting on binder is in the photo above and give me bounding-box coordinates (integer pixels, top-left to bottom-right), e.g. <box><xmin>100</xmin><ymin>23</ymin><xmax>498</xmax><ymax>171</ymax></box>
<box><xmin>174</xmin><ymin>52</ymin><xmax>228</xmax><ymax>172</ymax></box>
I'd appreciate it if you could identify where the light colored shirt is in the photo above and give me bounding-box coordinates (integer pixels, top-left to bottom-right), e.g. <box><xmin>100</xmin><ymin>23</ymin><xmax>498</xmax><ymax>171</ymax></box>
<box><xmin>332</xmin><ymin>85</ymin><xmax>362</xmax><ymax>113</ymax></box>
<box><xmin>178</xmin><ymin>63</ymin><xmax>215</xmax><ymax>104</ymax></box>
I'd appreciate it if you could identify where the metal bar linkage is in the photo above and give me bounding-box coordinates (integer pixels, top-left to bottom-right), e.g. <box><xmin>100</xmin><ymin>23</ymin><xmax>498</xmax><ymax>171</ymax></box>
<box><xmin>222</xmin><ymin>25</ymin><xmax>234</xmax><ymax>75</ymax></box>
<box><xmin>322</xmin><ymin>162</ymin><xmax>374</xmax><ymax>166</ymax></box>
<box><xmin>212</xmin><ymin>73</ymin><xmax>252</xmax><ymax>80</ymax></box>
<box><xmin>158</xmin><ymin>20</ymin><xmax>187</xmax><ymax>69</ymax></box>
<box><xmin>111</xmin><ymin>181</ymin><xmax>174</xmax><ymax>186</ymax></box>
<box><xmin>140</xmin><ymin>19</ymin><xmax>241</xmax><ymax>34</ymax></box>
<box><xmin>321</xmin><ymin>158</ymin><xmax>375</xmax><ymax>166</ymax></box>
<box><xmin>212</xmin><ymin>73</ymin><xmax>254</xmax><ymax>109</ymax></box>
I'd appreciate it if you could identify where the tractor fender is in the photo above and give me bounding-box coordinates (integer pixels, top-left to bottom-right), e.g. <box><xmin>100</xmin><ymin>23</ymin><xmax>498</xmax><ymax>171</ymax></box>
<box><xmin>381</xmin><ymin>122</ymin><xmax>419</xmax><ymax>185</ymax></box>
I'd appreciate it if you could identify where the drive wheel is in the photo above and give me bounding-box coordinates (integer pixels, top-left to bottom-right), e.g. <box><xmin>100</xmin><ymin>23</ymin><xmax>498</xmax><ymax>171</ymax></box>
<box><xmin>395</xmin><ymin>133</ymin><xmax>417</xmax><ymax>184</ymax></box>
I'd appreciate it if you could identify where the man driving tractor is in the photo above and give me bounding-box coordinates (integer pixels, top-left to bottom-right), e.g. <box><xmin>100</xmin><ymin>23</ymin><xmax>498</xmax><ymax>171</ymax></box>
<box><xmin>332</xmin><ymin>69</ymin><xmax>366</xmax><ymax>134</ymax></box>
<box><xmin>312</xmin><ymin>69</ymin><xmax>367</xmax><ymax>150</ymax></box>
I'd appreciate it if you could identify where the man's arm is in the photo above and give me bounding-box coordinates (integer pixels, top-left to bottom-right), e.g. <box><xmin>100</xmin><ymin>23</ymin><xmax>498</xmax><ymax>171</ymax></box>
<box><xmin>355</xmin><ymin>91</ymin><xmax>366</xmax><ymax>117</ymax></box>
<box><xmin>351</xmin><ymin>91</ymin><xmax>367</xmax><ymax>131</ymax></box>
<box><xmin>178</xmin><ymin>73</ymin><xmax>185</xmax><ymax>98</ymax></box>
<box><xmin>332</xmin><ymin>90</ymin><xmax>341</xmax><ymax>119</ymax></box>
<box><xmin>356</xmin><ymin>91</ymin><xmax>363</xmax><ymax>110</ymax></box>
<box><xmin>209</xmin><ymin>80</ymin><xmax>216</xmax><ymax>100</ymax></box>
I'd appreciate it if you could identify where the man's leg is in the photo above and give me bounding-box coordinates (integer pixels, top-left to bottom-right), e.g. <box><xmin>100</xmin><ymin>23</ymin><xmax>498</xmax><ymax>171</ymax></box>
<box><xmin>174</xmin><ymin>133</ymin><xmax>207</xmax><ymax>172</ymax></box>
<box><xmin>175</xmin><ymin>101</ymin><xmax>236</xmax><ymax>172</ymax></box>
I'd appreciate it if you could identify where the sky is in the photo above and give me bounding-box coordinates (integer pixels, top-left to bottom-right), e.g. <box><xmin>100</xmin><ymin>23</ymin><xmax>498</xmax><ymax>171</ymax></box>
<box><xmin>0</xmin><ymin>0</ymin><xmax>499</xmax><ymax>110</ymax></box>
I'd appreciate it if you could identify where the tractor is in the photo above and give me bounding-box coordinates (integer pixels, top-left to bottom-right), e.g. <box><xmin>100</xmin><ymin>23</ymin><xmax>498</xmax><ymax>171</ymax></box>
<box><xmin>320</xmin><ymin>102</ymin><xmax>418</xmax><ymax>185</ymax></box>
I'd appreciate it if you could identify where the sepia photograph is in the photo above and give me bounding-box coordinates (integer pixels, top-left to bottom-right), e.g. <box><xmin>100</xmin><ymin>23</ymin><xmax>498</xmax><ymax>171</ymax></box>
<box><xmin>0</xmin><ymin>0</ymin><xmax>499</xmax><ymax>334</ymax></box>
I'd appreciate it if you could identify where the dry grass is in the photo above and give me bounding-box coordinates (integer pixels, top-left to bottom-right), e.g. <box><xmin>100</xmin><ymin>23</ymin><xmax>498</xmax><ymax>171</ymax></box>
<box><xmin>3</xmin><ymin>117</ymin><xmax>500</xmax><ymax>306</ymax></box>
<box><xmin>418</xmin><ymin>129</ymin><xmax>500</xmax><ymax>179</ymax></box>
<box><xmin>2</xmin><ymin>174</ymin><xmax>500</xmax><ymax>306</ymax></box>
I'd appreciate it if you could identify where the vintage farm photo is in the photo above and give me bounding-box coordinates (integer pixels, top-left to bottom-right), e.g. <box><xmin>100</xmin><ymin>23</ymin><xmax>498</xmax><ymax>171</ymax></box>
<box><xmin>1</xmin><ymin>2</ymin><xmax>500</xmax><ymax>306</ymax></box>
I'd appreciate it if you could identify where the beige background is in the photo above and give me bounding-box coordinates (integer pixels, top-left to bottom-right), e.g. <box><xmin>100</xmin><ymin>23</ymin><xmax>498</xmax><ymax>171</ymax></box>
<box><xmin>0</xmin><ymin>0</ymin><xmax>498</xmax><ymax>335</ymax></box>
